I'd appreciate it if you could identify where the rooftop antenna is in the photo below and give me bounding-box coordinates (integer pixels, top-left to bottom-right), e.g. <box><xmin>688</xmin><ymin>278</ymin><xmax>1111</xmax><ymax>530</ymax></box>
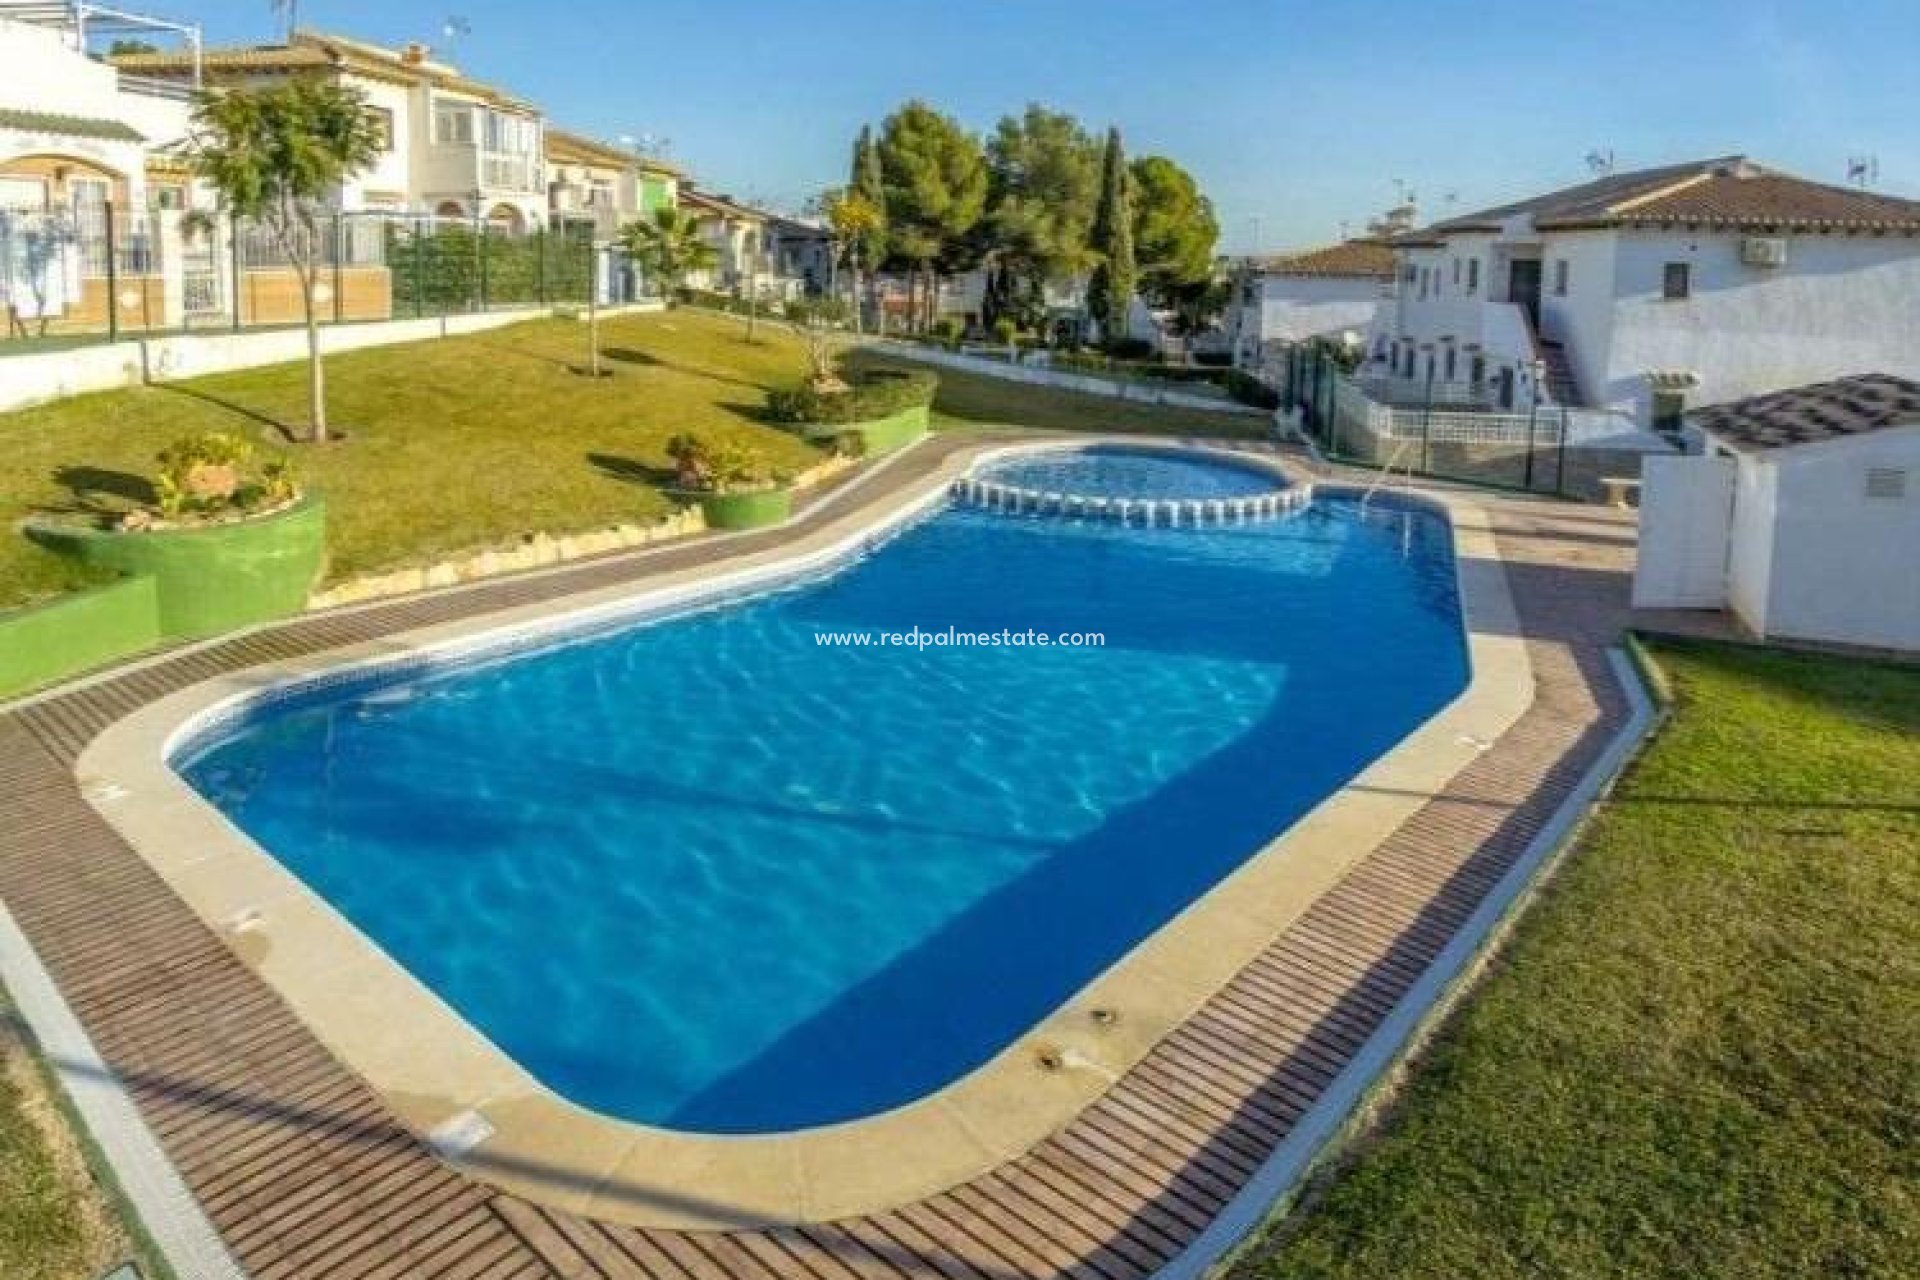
<box><xmin>439</xmin><ymin>15</ymin><xmax>471</xmax><ymax>54</ymax></box>
<box><xmin>269</xmin><ymin>0</ymin><xmax>298</xmax><ymax>42</ymax></box>
<box><xmin>1846</xmin><ymin>155</ymin><xmax>1879</xmax><ymax>189</ymax></box>
<box><xmin>1585</xmin><ymin>149</ymin><xmax>1616</xmax><ymax>176</ymax></box>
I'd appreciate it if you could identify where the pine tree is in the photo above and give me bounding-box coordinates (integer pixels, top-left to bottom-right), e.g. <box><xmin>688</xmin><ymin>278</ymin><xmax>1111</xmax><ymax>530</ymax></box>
<box><xmin>851</xmin><ymin>125</ymin><xmax>888</xmax><ymax>269</ymax></box>
<box><xmin>1087</xmin><ymin>127</ymin><xmax>1137</xmax><ymax>349</ymax></box>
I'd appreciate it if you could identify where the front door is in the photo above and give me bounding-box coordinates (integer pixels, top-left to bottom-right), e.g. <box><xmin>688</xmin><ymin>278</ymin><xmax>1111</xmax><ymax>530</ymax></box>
<box><xmin>1508</xmin><ymin>258</ymin><xmax>1543</xmax><ymax>329</ymax></box>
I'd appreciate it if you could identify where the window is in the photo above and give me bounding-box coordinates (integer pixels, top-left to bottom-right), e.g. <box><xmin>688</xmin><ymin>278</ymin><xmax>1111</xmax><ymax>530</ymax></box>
<box><xmin>1470</xmin><ymin>355</ymin><xmax>1485</xmax><ymax>386</ymax></box>
<box><xmin>1553</xmin><ymin>258</ymin><xmax>1569</xmax><ymax>296</ymax></box>
<box><xmin>1444</xmin><ymin>347</ymin><xmax>1457</xmax><ymax>380</ymax></box>
<box><xmin>1451</xmin><ymin>259</ymin><xmax>1461</xmax><ymax>285</ymax></box>
<box><xmin>1651</xmin><ymin>389</ymin><xmax>1686</xmax><ymax>435</ymax></box>
<box><xmin>1662</xmin><ymin>261</ymin><xmax>1691</xmax><ymax>300</ymax></box>
<box><xmin>1467</xmin><ymin>258</ymin><xmax>1480</xmax><ymax>293</ymax></box>
<box><xmin>152</xmin><ymin>184</ymin><xmax>185</xmax><ymax>210</ymax></box>
<box><xmin>366</xmin><ymin>106</ymin><xmax>395</xmax><ymax>152</ymax></box>
<box><xmin>434</xmin><ymin>102</ymin><xmax>474</xmax><ymax>144</ymax></box>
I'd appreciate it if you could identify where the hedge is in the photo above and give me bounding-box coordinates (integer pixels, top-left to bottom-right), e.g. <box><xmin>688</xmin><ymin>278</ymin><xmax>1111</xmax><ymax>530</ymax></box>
<box><xmin>766</xmin><ymin>367</ymin><xmax>940</xmax><ymax>427</ymax></box>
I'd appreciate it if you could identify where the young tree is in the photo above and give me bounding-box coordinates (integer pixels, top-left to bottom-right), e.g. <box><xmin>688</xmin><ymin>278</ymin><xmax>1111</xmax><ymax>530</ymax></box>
<box><xmin>848</xmin><ymin>126</ymin><xmax>889</xmax><ymax>317</ymax></box>
<box><xmin>1130</xmin><ymin>155</ymin><xmax>1220</xmax><ymax>308</ymax></box>
<box><xmin>984</xmin><ymin>104</ymin><xmax>1101</xmax><ymax>331</ymax></box>
<box><xmin>876</xmin><ymin>101</ymin><xmax>986</xmax><ymax>333</ymax></box>
<box><xmin>1086</xmin><ymin>127</ymin><xmax>1137</xmax><ymax>350</ymax></box>
<box><xmin>191</xmin><ymin>79</ymin><xmax>382</xmax><ymax>443</ymax></box>
<box><xmin>823</xmin><ymin>187</ymin><xmax>883</xmax><ymax>335</ymax></box>
<box><xmin>617</xmin><ymin>205</ymin><xmax>719</xmax><ymax>300</ymax></box>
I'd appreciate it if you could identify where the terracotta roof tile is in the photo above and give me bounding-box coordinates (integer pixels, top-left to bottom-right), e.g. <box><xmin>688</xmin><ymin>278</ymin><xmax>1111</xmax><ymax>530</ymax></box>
<box><xmin>1255</xmin><ymin>239</ymin><xmax>1395</xmax><ymax>279</ymax></box>
<box><xmin>1601</xmin><ymin>173</ymin><xmax>1920</xmax><ymax>231</ymax></box>
<box><xmin>0</xmin><ymin>108</ymin><xmax>143</xmax><ymax>142</ymax></box>
<box><xmin>1409</xmin><ymin>156</ymin><xmax>1920</xmax><ymax>238</ymax></box>
<box><xmin>1692</xmin><ymin>373</ymin><xmax>1920</xmax><ymax>451</ymax></box>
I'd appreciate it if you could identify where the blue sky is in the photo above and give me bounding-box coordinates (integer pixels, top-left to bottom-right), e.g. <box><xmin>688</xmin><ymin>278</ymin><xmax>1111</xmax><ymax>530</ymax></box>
<box><xmin>186</xmin><ymin>0</ymin><xmax>1919</xmax><ymax>252</ymax></box>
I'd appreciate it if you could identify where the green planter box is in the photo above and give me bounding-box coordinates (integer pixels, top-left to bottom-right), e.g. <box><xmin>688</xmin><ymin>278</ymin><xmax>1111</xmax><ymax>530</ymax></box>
<box><xmin>802</xmin><ymin>404</ymin><xmax>930</xmax><ymax>456</ymax></box>
<box><xmin>27</xmin><ymin>496</ymin><xmax>327</xmax><ymax>641</ymax></box>
<box><xmin>693</xmin><ymin>487</ymin><xmax>792</xmax><ymax>530</ymax></box>
<box><xmin>0</xmin><ymin>576</ymin><xmax>162</xmax><ymax>699</ymax></box>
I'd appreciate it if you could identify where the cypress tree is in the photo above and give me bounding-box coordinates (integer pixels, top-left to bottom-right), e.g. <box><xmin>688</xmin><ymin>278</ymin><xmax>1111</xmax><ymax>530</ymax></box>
<box><xmin>1087</xmin><ymin>127</ymin><xmax>1137</xmax><ymax>349</ymax></box>
<box><xmin>851</xmin><ymin>125</ymin><xmax>888</xmax><ymax>269</ymax></box>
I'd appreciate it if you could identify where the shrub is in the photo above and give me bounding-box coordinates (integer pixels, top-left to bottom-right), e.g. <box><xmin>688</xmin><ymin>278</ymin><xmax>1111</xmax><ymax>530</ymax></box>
<box><xmin>1224</xmin><ymin>368</ymin><xmax>1282</xmax><ymax>409</ymax></box>
<box><xmin>991</xmin><ymin>317</ymin><xmax>1018</xmax><ymax>346</ymax></box>
<box><xmin>140</xmin><ymin>431</ymin><xmax>298</xmax><ymax>526</ymax></box>
<box><xmin>1107</xmin><ymin>337</ymin><xmax>1156</xmax><ymax>360</ymax></box>
<box><xmin>664</xmin><ymin>433</ymin><xmax>788</xmax><ymax>493</ymax></box>
<box><xmin>766</xmin><ymin>366</ymin><xmax>939</xmax><ymax>427</ymax></box>
<box><xmin>933</xmin><ymin>317</ymin><xmax>964</xmax><ymax>347</ymax></box>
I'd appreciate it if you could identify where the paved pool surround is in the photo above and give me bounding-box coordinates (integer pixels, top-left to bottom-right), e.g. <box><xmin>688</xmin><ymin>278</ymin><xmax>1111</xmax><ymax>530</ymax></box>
<box><xmin>74</xmin><ymin>438</ymin><xmax>1534</xmax><ymax>1229</ymax></box>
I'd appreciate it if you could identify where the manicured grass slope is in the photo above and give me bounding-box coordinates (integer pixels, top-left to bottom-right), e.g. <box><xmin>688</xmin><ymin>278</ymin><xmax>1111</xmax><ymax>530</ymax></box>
<box><xmin>0</xmin><ymin>310</ymin><xmax>823</xmax><ymax>610</ymax></box>
<box><xmin>846</xmin><ymin>348</ymin><xmax>1267</xmax><ymax>439</ymax></box>
<box><xmin>1241</xmin><ymin>640</ymin><xmax>1919</xmax><ymax>1280</ymax></box>
<box><xmin>1</xmin><ymin>999</ymin><xmax>131</xmax><ymax>1280</ymax></box>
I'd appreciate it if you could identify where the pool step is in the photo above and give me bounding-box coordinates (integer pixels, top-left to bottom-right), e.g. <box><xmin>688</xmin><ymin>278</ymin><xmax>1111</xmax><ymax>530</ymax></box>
<box><xmin>949</xmin><ymin>478</ymin><xmax>1312</xmax><ymax>527</ymax></box>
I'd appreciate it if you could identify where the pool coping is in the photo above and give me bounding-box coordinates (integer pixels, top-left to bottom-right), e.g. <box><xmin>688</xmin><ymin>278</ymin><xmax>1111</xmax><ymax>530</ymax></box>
<box><xmin>69</xmin><ymin>436</ymin><xmax>1535</xmax><ymax>1230</ymax></box>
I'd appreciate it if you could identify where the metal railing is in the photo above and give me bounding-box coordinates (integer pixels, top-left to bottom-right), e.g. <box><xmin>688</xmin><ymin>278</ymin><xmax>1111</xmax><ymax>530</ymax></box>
<box><xmin>0</xmin><ymin>201</ymin><xmax>660</xmax><ymax>352</ymax></box>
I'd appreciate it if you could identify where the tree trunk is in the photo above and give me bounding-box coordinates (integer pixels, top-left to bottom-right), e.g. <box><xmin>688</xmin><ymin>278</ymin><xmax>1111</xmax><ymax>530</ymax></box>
<box><xmin>300</xmin><ymin>263</ymin><xmax>327</xmax><ymax>443</ymax></box>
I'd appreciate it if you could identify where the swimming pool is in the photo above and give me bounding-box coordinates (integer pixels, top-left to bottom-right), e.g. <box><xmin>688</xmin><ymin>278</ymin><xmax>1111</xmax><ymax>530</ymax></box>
<box><xmin>172</xmin><ymin>449</ymin><xmax>1469</xmax><ymax>1136</ymax></box>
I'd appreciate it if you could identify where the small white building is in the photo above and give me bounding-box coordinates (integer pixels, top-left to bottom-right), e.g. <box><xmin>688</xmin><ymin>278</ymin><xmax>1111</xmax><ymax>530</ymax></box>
<box><xmin>1229</xmin><ymin>239</ymin><xmax>1394</xmax><ymax>366</ymax></box>
<box><xmin>1633</xmin><ymin>374</ymin><xmax>1920</xmax><ymax>651</ymax></box>
<box><xmin>1369</xmin><ymin>157</ymin><xmax>1920</xmax><ymax>427</ymax></box>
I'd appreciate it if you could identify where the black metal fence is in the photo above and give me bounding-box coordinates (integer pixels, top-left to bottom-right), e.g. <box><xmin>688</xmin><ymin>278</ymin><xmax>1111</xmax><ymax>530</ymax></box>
<box><xmin>1270</xmin><ymin>340</ymin><xmax>1618</xmax><ymax>500</ymax></box>
<box><xmin>0</xmin><ymin>202</ymin><xmax>656</xmax><ymax>355</ymax></box>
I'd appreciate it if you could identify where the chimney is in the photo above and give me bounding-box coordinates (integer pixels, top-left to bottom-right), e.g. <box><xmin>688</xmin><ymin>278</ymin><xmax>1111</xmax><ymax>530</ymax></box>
<box><xmin>401</xmin><ymin>42</ymin><xmax>427</xmax><ymax>66</ymax></box>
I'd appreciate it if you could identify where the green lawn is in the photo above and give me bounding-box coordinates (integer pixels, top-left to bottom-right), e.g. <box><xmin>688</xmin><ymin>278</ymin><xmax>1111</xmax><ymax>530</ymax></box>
<box><xmin>0</xmin><ymin>310</ymin><xmax>826</xmax><ymax>611</ymax></box>
<box><xmin>0</xmin><ymin>311</ymin><xmax>1256</xmax><ymax>612</ymax></box>
<box><xmin>1238</xmin><ymin>639</ymin><xmax>1919</xmax><ymax>1280</ymax></box>
<box><xmin>1</xmin><ymin>996</ymin><xmax>144</xmax><ymax>1280</ymax></box>
<box><xmin>847</xmin><ymin>347</ymin><xmax>1268</xmax><ymax>438</ymax></box>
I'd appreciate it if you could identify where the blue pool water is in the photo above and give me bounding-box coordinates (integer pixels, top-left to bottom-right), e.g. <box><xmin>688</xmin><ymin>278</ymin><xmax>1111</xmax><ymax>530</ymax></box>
<box><xmin>981</xmin><ymin>445</ymin><xmax>1281</xmax><ymax>499</ymax></box>
<box><xmin>178</xmin><ymin>471</ymin><xmax>1467</xmax><ymax>1134</ymax></box>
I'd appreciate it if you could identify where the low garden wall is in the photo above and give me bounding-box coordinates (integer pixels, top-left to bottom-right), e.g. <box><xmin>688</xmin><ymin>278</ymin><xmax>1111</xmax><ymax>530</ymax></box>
<box><xmin>0</xmin><ymin>576</ymin><xmax>161</xmax><ymax>700</ymax></box>
<box><xmin>0</xmin><ymin>302</ymin><xmax>669</xmax><ymax>415</ymax></box>
<box><xmin>801</xmin><ymin>403</ymin><xmax>931</xmax><ymax>456</ymax></box>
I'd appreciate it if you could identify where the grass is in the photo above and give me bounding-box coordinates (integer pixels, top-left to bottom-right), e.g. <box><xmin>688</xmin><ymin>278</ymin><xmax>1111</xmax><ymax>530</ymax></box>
<box><xmin>0</xmin><ymin>996</ymin><xmax>142</xmax><ymax>1280</ymax></box>
<box><xmin>0</xmin><ymin>309</ymin><xmax>824</xmax><ymax>611</ymax></box>
<box><xmin>846</xmin><ymin>347</ymin><xmax>1268</xmax><ymax>439</ymax></box>
<box><xmin>1237</xmin><ymin>638</ymin><xmax>1919</xmax><ymax>1280</ymax></box>
<box><xmin>0</xmin><ymin>311</ymin><xmax>1253</xmax><ymax>613</ymax></box>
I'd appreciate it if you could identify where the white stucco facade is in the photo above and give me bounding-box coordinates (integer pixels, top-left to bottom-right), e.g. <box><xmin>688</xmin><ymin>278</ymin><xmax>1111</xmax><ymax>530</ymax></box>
<box><xmin>1370</xmin><ymin>163</ymin><xmax>1920</xmax><ymax>428</ymax></box>
<box><xmin>1232</xmin><ymin>273</ymin><xmax>1383</xmax><ymax>364</ymax></box>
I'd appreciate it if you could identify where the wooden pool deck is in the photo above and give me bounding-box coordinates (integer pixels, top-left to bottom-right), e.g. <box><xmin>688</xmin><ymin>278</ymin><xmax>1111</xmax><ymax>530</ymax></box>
<box><xmin>0</xmin><ymin>434</ymin><xmax>1638</xmax><ymax>1280</ymax></box>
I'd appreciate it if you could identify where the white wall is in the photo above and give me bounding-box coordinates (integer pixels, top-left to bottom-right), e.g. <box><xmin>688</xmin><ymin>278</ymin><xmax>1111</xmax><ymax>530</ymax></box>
<box><xmin>1724</xmin><ymin>447</ymin><xmax>1779</xmax><ymax>634</ymax></box>
<box><xmin>1607</xmin><ymin>230</ymin><xmax>1920</xmax><ymax>421</ymax></box>
<box><xmin>0</xmin><ymin>18</ymin><xmax>118</xmax><ymax>117</ymax></box>
<box><xmin>337</xmin><ymin>74</ymin><xmax>414</xmax><ymax>209</ymax></box>
<box><xmin>1536</xmin><ymin>229</ymin><xmax>1620</xmax><ymax>407</ymax></box>
<box><xmin>1760</xmin><ymin>426</ymin><xmax>1920</xmax><ymax>649</ymax></box>
<box><xmin>1248</xmin><ymin>275</ymin><xmax>1381</xmax><ymax>347</ymax></box>
<box><xmin>1632</xmin><ymin>454</ymin><xmax>1735</xmax><ymax>608</ymax></box>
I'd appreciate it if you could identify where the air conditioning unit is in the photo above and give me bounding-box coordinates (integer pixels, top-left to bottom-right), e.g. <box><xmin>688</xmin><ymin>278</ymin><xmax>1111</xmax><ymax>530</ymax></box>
<box><xmin>1741</xmin><ymin>236</ymin><xmax>1789</xmax><ymax>268</ymax></box>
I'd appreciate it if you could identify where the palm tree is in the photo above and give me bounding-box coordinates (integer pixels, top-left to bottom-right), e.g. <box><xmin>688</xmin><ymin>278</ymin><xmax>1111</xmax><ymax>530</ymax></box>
<box><xmin>617</xmin><ymin>206</ymin><xmax>718</xmax><ymax>303</ymax></box>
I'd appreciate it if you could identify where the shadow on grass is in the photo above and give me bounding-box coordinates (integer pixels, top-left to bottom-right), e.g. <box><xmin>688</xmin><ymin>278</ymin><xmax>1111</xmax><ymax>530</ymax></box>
<box><xmin>587</xmin><ymin>451</ymin><xmax>676</xmax><ymax>488</ymax></box>
<box><xmin>49</xmin><ymin>465</ymin><xmax>155</xmax><ymax>517</ymax></box>
<box><xmin>602</xmin><ymin>345</ymin><xmax>768</xmax><ymax>392</ymax></box>
<box><xmin>153</xmin><ymin>383</ymin><xmax>297</xmax><ymax>439</ymax></box>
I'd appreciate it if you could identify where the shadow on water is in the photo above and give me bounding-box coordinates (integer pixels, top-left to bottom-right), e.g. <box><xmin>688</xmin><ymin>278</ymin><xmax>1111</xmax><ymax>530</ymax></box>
<box><xmin>656</xmin><ymin>624</ymin><xmax>1461</xmax><ymax>1132</ymax></box>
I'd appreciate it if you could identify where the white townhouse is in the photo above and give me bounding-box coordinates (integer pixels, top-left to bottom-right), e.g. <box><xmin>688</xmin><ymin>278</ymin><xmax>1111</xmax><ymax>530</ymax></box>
<box><xmin>113</xmin><ymin>29</ymin><xmax>550</xmax><ymax>230</ymax></box>
<box><xmin>1367</xmin><ymin>156</ymin><xmax>1920</xmax><ymax>429</ymax></box>
<box><xmin>1228</xmin><ymin>239</ymin><xmax>1395</xmax><ymax>366</ymax></box>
